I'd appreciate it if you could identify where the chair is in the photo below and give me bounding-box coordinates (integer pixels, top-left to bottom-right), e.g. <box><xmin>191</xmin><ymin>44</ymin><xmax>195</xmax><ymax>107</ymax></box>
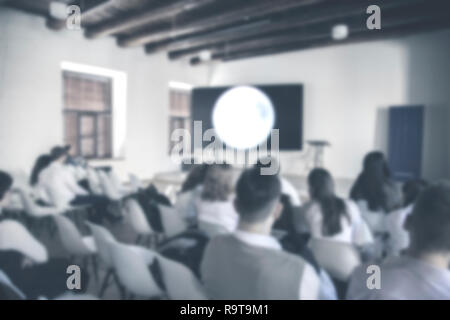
<box><xmin>124</xmin><ymin>199</ymin><xmax>157</xmax><ymax>247</ymax></box>
<box><xmin>0</xmin><ymin>219</ymin><xmax>48</xmax><ymax>263</ymax></box>
<box><xmin>198</xmin><ymin>219</ymin><xmax>229</xmax><ymax>238</ymax></box>
<box><xmin>86</xmin><ymin>168</ymin><xmax>103</xmax><ymax>195</ymax></box>
<box><xmin>53</xmin><ymin>215</ymin><xmax>98</xmax><ymax>280</ymax></box>
<box><xmin>85</xmin><ymin>221</ymin><xmax>158</xmax><ymax>298</ymax></box>
<box><xmin>155</xmin><ymin>255</ymin><xmax>207</xmax><ymax>300</ymax></box>
<box><xmin>98</xmin><ymin>170</ymin><xmax>122</xmax><ymax>201</ymax></box>
<box><xmin>308</xmin><ymin>238</ymin><xmax>361</xmax><ymax>282</ymax></box>
<box><xmin>158</xmin><ymin>204</ymin><xmax>188</xmax><ymax>239</ymax></box>
<box><xmin>109</xmin><ymin>171</ymin><xmax>134</xmax><ymax>196</ymax></box>
<box><xmin>109</xmin><ymin>242</ymin><xmax>163</xmax><ymax>299</ymax></box>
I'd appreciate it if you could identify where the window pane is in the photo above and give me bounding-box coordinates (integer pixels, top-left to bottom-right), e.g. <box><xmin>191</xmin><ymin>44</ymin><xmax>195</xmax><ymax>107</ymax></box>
<box><xmin>97</xmin><ymin>114</ymin><xmax>112</xmax><ymax>158</ymax></box>
<box><xmin>63</xmin><ymin>72</ymin><xmax>112</xmax><ymax>112</ymax></box>
<box><xmin>80</xmin><ymin>115</ymin><xmax>95</xmax><ymax>137</ymax></box>
<box><xmin>63</xmin><ymin>71</ymin><xmax>114</xmax><ymax>159</ymax></box>
<box><xmin>81</xmin><ymin>137</ymin><xmax>95</xmax><ymax>158</ymax></box>
<box><xmin>64</xmin><ymin>113</ymin><xmax>78</xmax><ymax>156</ymax></box>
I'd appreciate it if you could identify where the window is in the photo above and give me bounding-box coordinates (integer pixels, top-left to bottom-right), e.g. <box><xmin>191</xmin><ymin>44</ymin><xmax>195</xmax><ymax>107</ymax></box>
<box><xmin>63</xmin><ymin>71</ymin><xmax>113</xmax><ymax>159</ymax></box>
<box><xmin>168</xmin><ymin>87</ymin><xmax>191</xmax><ymax>153</ymax></box>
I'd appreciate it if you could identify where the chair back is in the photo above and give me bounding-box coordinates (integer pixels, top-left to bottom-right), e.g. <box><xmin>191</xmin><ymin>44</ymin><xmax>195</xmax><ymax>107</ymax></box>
<box><xmin>110</xmin><ymin>242</ymin><xmax>162</xmax><ymax>298</ymax></box>
<box><xmin>87</xmin><ymin>168</ymin><xmax>103</xmax><ymax>195</ymax></box>
<box><xmin>85</xmin><ymin>221</ymin><xmax>116</xmax><ymax>267</ymax></box>
<box><xmin>124</xmin><ymin>199</ymin><xmax>153</xmax><ymax>235</ymax></box>
<box><xmin>53</xmin><ymin>215</ymin><xmax>94</xmax><ymax>256</ymax></box>
<box><xmin>0</xmin><ymin>219</ymin><xmax>48</xmax><ymax>263</ymax></box>
<box><xmin>156</xmin><ymin>255</ymin><xmax>207</xmax><ymax>300</ymax></box>
<box><xmin>308</xmin><ymin>238</ymin><xmax>361</xmax><ymax>282</ymax></box>
<box><xmin>158</xmin><ymin>205</ymin><xmax>187</xmax><ymax>238</ymax></box>
<box><xmin>98</xmin><ymin>170</ymin><xmax>121</xmax><ymax>200</ymax></box>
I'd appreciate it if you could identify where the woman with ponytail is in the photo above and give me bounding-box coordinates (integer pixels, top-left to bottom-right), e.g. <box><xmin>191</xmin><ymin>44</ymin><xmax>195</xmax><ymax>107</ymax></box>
<box><xmin>297</xmin><ymin>168</ymin><xmax>372</xmax><ymax>245</ymax></box>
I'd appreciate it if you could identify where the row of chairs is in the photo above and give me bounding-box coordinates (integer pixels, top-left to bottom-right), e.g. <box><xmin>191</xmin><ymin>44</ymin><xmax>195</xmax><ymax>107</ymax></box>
<box><xmin>53</xmin><ymin>215</ymin><xmax>205</xmax><ymax>299</ymax></box>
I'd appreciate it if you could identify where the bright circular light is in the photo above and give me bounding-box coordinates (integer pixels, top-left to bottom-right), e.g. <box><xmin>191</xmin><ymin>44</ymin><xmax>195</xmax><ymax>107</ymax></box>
<box><xmin>212</xmin><ymin>86</ymin><xmax>275</xmax><ymax>149</ymax></box>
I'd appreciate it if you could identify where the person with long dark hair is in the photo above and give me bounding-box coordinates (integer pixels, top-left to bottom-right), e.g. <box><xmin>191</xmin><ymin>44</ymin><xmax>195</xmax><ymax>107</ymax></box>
<box><xmin>181</xmin><ymin>164</ymin><xmax>209</xmax><ymax>193</ymax></box>
<box><xmin>298</xmin><ymin>168</ymin><xmax>373</xmax><ymax>245</ymax></box>
<box><xmin>350</xmin><ymin>151</ymin><xmax>402</xmax><ymax>213</ymax></box>
<box><xmin>29</xmin><ymin>154</ymin><xmax>54</xmax><ymax>205</ymax></box>
<box><xmin>174</xmin><ymin>164</ymin><xmax>211</xmax><ymax>226</ymax></box>
<box><xmin>385</xmin><ymin>179</ymin><xmax>428</xmax><ymax>256</ymax></box>
<box><xmin>30</xmin><ymin>154</ymin><xmax>52</xmax><ymax>186</ymax></box>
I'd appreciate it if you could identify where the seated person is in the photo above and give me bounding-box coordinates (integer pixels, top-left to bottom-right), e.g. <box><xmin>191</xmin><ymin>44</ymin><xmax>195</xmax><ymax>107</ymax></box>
<box><xmin>347</xmin><ymin>182</ymin><xmax>450</xmax><ymax>299</ymax></box>
<box><xmin>298</xmin><ymin>168</ymin><xmax>373</xmax><ymax>246</ymax></box>
<box><xmin>196</xmin><ymin>164</ymin><xmax>238</xmax><ymax>233</ymax></box>
<box><xmin>175</xmin><ymin>164</ymin><xmax>210</xmax><ymax>226</ymax></box>
<box><xmin>385</xmin><ymin>179</ymin><xmax>428</xmax><ymax>256</ymax></box>
<box><xmin>38</xmin><ymin>146</ymin><xmax>112</xmax><ymax>223</ymax></box>
<box><xmin>350</xmin><ymin>151</ymin><xmax>403</xmax><ymax>214</ymax></box>
<box><xmin>201</xmin><ymin>163</ymin><xmax>320</xmax><ymax>299</ymax></box>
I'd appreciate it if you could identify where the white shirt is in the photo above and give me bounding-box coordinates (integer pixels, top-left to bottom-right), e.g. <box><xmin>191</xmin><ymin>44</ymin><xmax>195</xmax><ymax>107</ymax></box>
<box><xmin>233</xmin><ymin>230</ymin><xmax>320</xmax><ymax>300</ymax></box>
<box><xmin>385</xmin><ymin>205</ymin><xmax>413</xmax><ymax>256</ymax></box>
<box><xmin>196</xmin><ymin>199</ymin><xmax>239</xmax><ymax>232</ymax></box>
<box><xmin>347</xmin><ymin>256</ymin><xmax>450</xmax><ymax>300</ymax></box>
<box><xmin>303</xmin><ymin>199</ymin><xmax>373</xmax><ymax>246</ymax></box>
<box><xmin>38</xmin><ymin>162</ymin><xmax>88</xmax><ymax>208</ymax></box>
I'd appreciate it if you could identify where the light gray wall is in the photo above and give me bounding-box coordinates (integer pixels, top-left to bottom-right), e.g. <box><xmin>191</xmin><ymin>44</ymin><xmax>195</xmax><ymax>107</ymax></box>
<box><xmin>208</xmin><ymin>30</ymin><xmax>450</xmax><ymax>181</ymax></box>
<box><xmin>0</xmin><ymin>8</ymin><xmax>210</xmax><ymax>180</ymax></box>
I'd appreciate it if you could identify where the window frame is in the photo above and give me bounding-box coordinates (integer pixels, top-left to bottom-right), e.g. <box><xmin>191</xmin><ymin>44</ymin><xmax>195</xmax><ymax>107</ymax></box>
<box><xmin>62</xmin><ymin>70</ymin><xmax>114</xmax><ymax>160</ymax></box>
<box><xmin>168</xmin><ymin>87</ymin><xmax>192</xmax><ymax>154</ymax></box>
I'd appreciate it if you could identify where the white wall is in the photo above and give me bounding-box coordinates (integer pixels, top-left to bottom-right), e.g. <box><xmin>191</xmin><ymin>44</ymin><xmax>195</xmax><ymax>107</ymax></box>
<box><xmin>207</xmin><ymin>30</ymin><xmax>450</xmax><ymax>181</ymax></box>
<box><xmin>0</xmin><ymin>8</ymin><xmax>209</xmax><ymax>180</ymax></box>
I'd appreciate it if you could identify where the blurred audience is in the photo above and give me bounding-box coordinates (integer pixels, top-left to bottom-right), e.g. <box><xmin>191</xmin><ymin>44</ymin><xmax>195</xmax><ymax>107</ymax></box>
<box><xmin>196</xmin><ymin>164</ymin><xmax>238</xmax><ymax>233</ymax></box>
<box><xmin>347</xmin><ymin>182</ymin><xmax>450</xmax><ymax>299</ymax></box>
<box><xmin>201</xmin><ymin>163</ymin><xmax>320</xmax><ymax>299</ymax></box>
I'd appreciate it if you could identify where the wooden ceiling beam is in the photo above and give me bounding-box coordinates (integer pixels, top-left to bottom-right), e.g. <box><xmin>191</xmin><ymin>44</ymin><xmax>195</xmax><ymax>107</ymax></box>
<box><xmin>165</xmin><ymin>0</ymin><xmax>424</xmax><ymax>60</ymax></box>
<box><xmin>118</xmin><ymin>0</ymin><xmax>327</xmax><ymax>47</ymax></box>
<box><xmin>84</xmin><ymin>0</ymin><xmax>217</xmax><ymax>39</ymax></box>
<box><xmin>190</xmin><ymin>9</ymin><xmax>450</xmax><ymax>65</ymax></box>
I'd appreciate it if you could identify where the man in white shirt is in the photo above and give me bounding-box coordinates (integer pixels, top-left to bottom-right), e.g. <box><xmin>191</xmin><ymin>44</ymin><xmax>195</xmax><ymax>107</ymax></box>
<box><xmin>201</xmin><ymin>163</ymin><xmax>320</xmax><ymax>299</ymax></box>
<box><xmin>39</xmin><ymin>146</ymin><xmax>112</xmax><ymax>223</ymax></box>
<box><xmin>347</xmin><ymin>182</ymin><xmax>450</xmax><ymax>299</ymax></box>
<box><xmin>39</xmin><ymin>146</ymin><xmax>88</xmax><ymax>208</ymax></box>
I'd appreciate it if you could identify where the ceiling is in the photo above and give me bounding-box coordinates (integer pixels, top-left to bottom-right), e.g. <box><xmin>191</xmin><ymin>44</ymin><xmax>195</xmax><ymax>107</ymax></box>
<box><xmin>2</xmin><ymin>0</ymin><xmax>450</xmax><ymax>65</ymax></box>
